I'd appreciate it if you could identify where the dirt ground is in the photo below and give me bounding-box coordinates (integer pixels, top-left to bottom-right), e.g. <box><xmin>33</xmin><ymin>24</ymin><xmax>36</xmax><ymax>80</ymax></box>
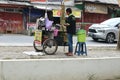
<box><xmin>0</xmin><ymin>46</ymin><xmax>120</xmax><ymax>59</ymax></box>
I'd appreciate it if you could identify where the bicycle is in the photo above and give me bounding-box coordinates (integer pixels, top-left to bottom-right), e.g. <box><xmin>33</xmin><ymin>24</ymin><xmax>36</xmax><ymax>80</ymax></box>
<box><xmin>33</xmin><ymin>25</ymin><xmax>59</xmax><ymax>55</ymax></box>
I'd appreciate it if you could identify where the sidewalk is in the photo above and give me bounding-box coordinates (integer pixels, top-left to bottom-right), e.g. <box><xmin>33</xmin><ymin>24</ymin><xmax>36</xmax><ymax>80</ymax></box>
<box><xmin>0</xmin><ymin>34</ymin><xmax>119</xmax><ymax>60</ymax></box>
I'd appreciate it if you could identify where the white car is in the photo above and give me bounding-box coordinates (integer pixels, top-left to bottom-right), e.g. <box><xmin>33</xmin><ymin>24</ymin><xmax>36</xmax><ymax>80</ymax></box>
<box><xmin>88</xmin><ymin>18</ymin><xmax>120</xmax><ymax>43</ymax></box>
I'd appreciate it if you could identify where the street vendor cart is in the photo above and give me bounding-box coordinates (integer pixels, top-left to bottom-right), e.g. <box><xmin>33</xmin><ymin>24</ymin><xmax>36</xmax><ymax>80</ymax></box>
<box><xmin>33</xmin><ymin>1</ymin><xmax>67</xmax><ymax>55</ymax></box>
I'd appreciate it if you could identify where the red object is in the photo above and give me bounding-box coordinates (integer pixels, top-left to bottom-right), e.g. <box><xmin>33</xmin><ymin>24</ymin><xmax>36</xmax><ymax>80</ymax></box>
<box><xmin>0</xmin><ymin>12</ymin><xmax>23</xmax><ymax>33</ymax></box>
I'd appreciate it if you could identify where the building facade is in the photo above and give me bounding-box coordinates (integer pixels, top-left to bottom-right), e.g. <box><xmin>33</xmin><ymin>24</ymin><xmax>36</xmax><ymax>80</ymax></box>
<box><xmin>0</xmin><ymin>0</ymin><xmax>31</xmax><ymax>34</ymax></box>
<box><xmin>75</xmin><ymin>0</ymin><xmax>120</xmax><ymax>31</ymax></box>
<box><xmin>0</xmin><ymin>0</ymin><xmax>120</xmax><ymax>34</ymax></box>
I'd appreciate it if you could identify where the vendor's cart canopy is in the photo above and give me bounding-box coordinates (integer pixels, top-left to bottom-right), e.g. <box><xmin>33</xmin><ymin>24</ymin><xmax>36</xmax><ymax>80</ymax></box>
<box><xmin>30</xmin><ymin>0</ymin><xmax>74</xmax><ymax>6</ymax></box>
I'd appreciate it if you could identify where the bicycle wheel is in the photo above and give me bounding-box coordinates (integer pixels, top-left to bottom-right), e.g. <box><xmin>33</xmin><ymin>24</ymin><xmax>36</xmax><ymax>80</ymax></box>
<box><xmin>43</xmin><ymin>39</ymin><xmax>58</xmax><ymax>55</ymax></box>
<box><xmin>33</xmin><ymin>40</ymin><xmax>43</xmax><ymax>52</ymax></box>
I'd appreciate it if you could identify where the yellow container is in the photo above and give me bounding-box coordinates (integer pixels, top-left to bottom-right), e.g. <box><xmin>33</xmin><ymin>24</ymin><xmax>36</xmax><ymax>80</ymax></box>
<box><xmin>34</xmin><ymin>30</ymin><xmax>42</xmax><ymax>44</ymax></box>
<box><xmin>77</xmin><ymin>29</ymin><xmax>86</xmax><ymax>42</ymax></box>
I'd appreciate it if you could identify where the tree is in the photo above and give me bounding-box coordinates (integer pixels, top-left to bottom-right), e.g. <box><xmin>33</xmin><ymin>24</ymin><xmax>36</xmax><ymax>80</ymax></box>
<box><xmin>117</xmin><ymin>27</ymin><xmax>120</xmax><ymax>50</ymax></box>
<box><xmin>117</xmin><ymin>0</ymin><xmax>120</xmax><ymax>50</ymax></box>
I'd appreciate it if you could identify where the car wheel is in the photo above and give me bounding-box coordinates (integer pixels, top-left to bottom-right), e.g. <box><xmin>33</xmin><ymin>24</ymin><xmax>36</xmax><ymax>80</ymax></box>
<box><xmin>92</xmin><ymin>38</ymin><xmax>98</xmax><ymax>41</ymax></box>
<box><xmin>106</xmin><ymin>33</ymin><xmax>115</xmax><ymax>43</ymax></box>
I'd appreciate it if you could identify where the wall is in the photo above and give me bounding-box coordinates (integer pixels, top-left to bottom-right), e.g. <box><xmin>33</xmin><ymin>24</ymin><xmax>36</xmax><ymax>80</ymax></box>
<box><xmin>0</xmin><ymin>58</ymin><xmax>120</xmax><ymax>80</ymax></box>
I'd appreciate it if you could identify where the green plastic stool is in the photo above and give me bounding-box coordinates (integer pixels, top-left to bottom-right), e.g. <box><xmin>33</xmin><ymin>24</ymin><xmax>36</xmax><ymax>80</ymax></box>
<box><xmin>74</xmin><ymin>29</ymin><xmax>87</xmax><ymax>56</ymax></box>
<box><xmin>74</xmin><ymin>42</ymin><xmax>87</xmax><ymax>56</ymax></box>
<box><xmin>77</xmin><ymin>29</ymin><xmax>86</xmax><ymax>42</ymax></box>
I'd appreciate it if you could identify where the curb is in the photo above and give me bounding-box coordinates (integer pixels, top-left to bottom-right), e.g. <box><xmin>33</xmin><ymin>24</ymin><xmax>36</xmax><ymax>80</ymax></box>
<box><xmin>0</xmin><ymin>58</ymin><xmax>120</xmax><ymax>80</ymax></box>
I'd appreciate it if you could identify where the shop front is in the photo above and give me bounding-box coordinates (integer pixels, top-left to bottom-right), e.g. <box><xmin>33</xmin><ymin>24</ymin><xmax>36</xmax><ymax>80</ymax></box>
<box><xmin>75</xmin><ymin>2</ymin><xmax>110</xmax><ymax>32</ymax></box>
<box><xmin>0</xmin><ymin>11</ymin><xmax>23</xmax><ymax>34</ymax></box>
<box><xmin>84</xmin><ymin>3</ymin><xmax>109</xmax><ymax>23</ymax></box>
<box><xmin>0</xmin><ymin>2</ymin><xmax>30</xmax><ymax>34</ymax></box>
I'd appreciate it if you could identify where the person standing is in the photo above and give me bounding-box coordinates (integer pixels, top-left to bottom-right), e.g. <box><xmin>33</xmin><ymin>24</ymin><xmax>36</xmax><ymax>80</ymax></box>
<box><xmin>64</xmin><ymin>8</ymin><xmax>76</xmax><ymax>56</ymax></box>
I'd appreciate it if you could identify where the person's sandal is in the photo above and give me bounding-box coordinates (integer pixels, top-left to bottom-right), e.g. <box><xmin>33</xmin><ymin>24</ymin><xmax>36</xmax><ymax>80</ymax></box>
<box><xmin>66</xmin><ymin>53</ymin><xmax>73</xmax><ymax>56</ymax></box>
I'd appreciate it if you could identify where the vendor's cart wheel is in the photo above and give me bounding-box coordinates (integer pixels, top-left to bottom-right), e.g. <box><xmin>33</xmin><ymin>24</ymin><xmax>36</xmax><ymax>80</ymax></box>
<box><xmin>33</xmin><ymin>40</ymin><xmax>43</xmax><ymax>52</ymax></box>
<box><xmin>43</xmin><ymin>39</ymin><xmax>58</xmax><ymax>55</ymax></box>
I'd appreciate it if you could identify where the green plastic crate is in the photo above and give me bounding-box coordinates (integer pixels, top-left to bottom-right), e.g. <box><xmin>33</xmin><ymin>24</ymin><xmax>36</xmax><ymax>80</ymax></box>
<box><xmin>77</xmin><ymin>29</ymin><xmax>86</xmax><ymax>42</ymax></box>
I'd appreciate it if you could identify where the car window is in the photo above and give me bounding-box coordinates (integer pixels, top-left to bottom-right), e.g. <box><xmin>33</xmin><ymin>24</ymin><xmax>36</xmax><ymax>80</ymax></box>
<box><xmin>100</xmin><ymin>18</ymin><xmax>120</xmax><ymax>27</ymax></box>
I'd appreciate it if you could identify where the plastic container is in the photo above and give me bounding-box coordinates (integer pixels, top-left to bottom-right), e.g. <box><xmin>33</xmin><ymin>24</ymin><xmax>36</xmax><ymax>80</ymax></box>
<box><xmin>77</xmin><ymin>29</ymin><xmax>86</xmax><ymax>42</ymax></box>
<box><xmin>54</xmin><ymin>29</ymin><xmax>58</xmax><ymax>36</ymax></box>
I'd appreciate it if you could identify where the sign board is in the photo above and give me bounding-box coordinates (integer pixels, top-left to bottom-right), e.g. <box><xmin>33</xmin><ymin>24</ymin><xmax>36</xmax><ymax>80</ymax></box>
<box><xmin>27</xmin><ymin>23</ymin><xmax>36</xmax><ymax>32</ymax></box>
<box><xmin>53</xmin><ymin>9</ymin><xmax>81</xmax><ymax>18</ymax></box>
<box><xmin>34</xmin><ymin>30</ymin><xmax>42</xmax><ymax>44</ymax></box>
<box><xmin>85</xmin><ymin>3</ymin><xmax>107</xmax><ymax>14</ymax></box>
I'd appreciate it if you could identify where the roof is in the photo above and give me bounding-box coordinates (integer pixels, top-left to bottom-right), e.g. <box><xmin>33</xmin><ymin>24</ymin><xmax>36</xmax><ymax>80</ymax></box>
<box><xmin>33</xmin><ymin>4</ymin><xmax>81</xmax><ymax>18</ymax></box>
<box><xmin>0</xmin><ymin>1</ymin><xmax>31</xmax><ymax>6</ymax></box>
<box><xmin>75</xmin><ymin>0</ymin><xmax>118</xmax><ymax>5</ymax></box>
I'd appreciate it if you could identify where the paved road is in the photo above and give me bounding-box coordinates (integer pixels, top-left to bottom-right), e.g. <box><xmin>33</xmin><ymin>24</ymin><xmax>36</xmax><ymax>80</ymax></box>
<box><xmin>0</xmin><ymin>34</ymin><xmax>117</xmax><ymax>47</ymax></box>
<box><xmin>0</xmin><ymin>34</ymin><xmax>34</xmax><ymax>46</ymax></box>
